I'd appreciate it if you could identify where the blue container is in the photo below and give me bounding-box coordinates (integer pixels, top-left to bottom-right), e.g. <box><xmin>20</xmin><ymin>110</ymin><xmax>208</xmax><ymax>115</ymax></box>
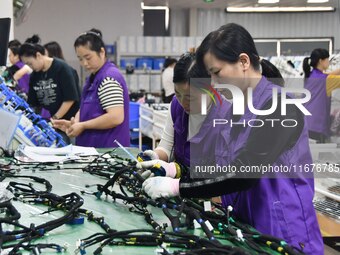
<box><xmin>129</xmin><ymin>102</ymin><xmax>140</xmax><ymax>140</ymax></box>
<box><xmin>105</xmin><ymin>44</ymin><xmax>115</xmax><ymax>55</ymax></box>
<box><xmin>120</xmin><ymin>58</ymin><xmax>136</xmax><ymax>69</ymax></box>
<box><xmin>153</xmin><ymin>58</ymin><xmax>165</xmax><ymax>70</ymax></box>
<box><xmin>136</xmin><ymin>58</ymin><xmax>153</xmax><ymax>69</ymax></box>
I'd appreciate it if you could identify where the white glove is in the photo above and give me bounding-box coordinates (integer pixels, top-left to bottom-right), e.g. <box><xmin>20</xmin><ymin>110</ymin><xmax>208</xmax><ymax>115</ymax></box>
<box><xmin>142</xmin><ymin>177</ymin><xmax>180</xmax><ymax>199</ymax></box>
<box><xmin>139</xmin><ymin>159</ymin><xmax>177</xmax><ymax>178</ymax></box>
<box><xmin>141</xmin><ymin>170</ymin><xmax>155</xmax><ymax>179</ymax></box>
<box><xmin>143</xmin><ymin>150</ymin><xmax>159</xmax><ymax>160</ymax></box>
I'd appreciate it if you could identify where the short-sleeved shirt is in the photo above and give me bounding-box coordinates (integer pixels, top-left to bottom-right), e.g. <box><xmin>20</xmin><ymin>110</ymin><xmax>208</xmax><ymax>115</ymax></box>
<box><xmin>28</xmin><ymin>58</ymin><xmax>80</xmax><ymax>120</ymax></box>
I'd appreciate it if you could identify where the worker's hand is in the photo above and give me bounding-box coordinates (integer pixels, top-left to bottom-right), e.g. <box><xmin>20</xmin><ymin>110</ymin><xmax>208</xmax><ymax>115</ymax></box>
<box><xmin>139</xmin><ymin>159</ymin><xmax>177</xmax><ymax>178</ymax></box>
<box><xmin>137</xmin><ymin>150</ymin><xmax>159</xmax><ymax>162</ymax></box>
<box><xmin>51</xmin><ymin>117</ymin><xmax>76</xmax><ymax>133</ymax></box>
<box><xmin>66</xmin><ymin>122</ymin><xmax>85</xmax><ymax>137</ymax></box>
<box><xmin>143</xmin><ymin>150</ymin><xmax>159</xmax><ymax>160</ymax></box>
<box><xmin>142</xmin><ymin>177</ymin><xmax>180</xmax><ymax>199</ymax></box>
<box><xmin>51</xmin><ymin>119</ymin><xmax>71</xmax><ymax>133</ymax></box>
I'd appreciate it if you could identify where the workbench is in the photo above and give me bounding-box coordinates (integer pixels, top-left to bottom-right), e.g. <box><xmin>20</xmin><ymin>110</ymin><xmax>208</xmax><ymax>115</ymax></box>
<box><xmin>0</xmin><ymin>148</ymin><xmax>297</xmax><ymax>254</ymax></box>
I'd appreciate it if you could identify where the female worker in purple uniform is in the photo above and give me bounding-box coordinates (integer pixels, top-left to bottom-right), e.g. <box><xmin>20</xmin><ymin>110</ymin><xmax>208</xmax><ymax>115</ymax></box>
<box><xmin>140</xmin><ymin>24</ymin><xmax>323</xmax><ymax>254</ymax></box>
<box><xmin>52</xmin><ymin>29</ymin><xmax>129</xmax><ymax>148</ymax></box>
<box><xmin>303</xmin><ymin>48</ymin><xmax>340</xmax><ymax>143</ymax></box>
<box><xmin>8</xmin><ymin>40</ymin><xmax>30</xmax><ymax>94</ymax></box>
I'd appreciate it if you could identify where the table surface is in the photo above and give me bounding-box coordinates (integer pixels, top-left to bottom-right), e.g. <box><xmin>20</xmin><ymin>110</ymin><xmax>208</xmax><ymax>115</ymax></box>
<box><xmin>1</xmin><ymin>148</ymin><xmax>287</xmax><ymax>254</ymax></box>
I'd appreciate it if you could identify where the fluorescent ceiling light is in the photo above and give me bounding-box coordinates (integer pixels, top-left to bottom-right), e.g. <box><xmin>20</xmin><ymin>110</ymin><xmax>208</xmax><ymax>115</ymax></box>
<box><xmin>307</xmin><ymin>0</ymin><xmax>329</xmax><ymax>3</ymax></box>
<box><xmin>141</xmin><ymin>2</ymin><xmax>169</xmax><ymax>30</ymax></box>
<box><xmin>226</xmin><ymin>6</ymin><xmax>334</xmax><ymax>12</ymax></box>
<box><xmin>258</xmin><ymin>0</ymin><xmax>280</xmax><ymax>3</ymax></box>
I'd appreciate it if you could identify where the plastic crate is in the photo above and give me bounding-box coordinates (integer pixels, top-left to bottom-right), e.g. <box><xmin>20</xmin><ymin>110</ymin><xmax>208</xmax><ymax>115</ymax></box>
<box><xmin>153</xmin><ymin>58</ymin><xmax>165</xmax><ymax>70</ymax></box>
<box><xmin>136</xmin><ymin>58</ymin><xmax>153</xmax><ymax>69</ymax></box>
<box><xmin>129</xmin><ymin>102</ymin><xmax>140</xmax><ymax>141</ymax></box>
<box><xmin>120</xmin><ymin>58</ymin><xmax>135</xmax><ymax>69</ymax></box>
<box><xmin>129</xmin><ymin>102</ymin><xmax>140</xmax><ymax>129</ymax></box>
<box><xmin>105</xmin><ymin>44</ymin><xmax>115</xmax><ymax>55</ymax></box>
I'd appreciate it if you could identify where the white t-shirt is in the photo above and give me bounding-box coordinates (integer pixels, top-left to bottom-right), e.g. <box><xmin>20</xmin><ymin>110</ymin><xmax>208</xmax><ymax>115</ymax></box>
<box><xmin>162</xmin><ymin>67</ymin><xmax>175</xmax><ymax>97</ymax></box>
<box><xmin>157</xmin><ymin>102</ymin><xmax>208</xmax><ymax>161</ymax></box>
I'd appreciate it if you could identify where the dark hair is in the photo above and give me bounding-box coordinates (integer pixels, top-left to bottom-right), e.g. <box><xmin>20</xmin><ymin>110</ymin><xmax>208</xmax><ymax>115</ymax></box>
<box><xmin>163</xmin><ymin>58</ymin><xmax>177</xmax><ymax>69</ymax></box>
<box><xmin>19</xmin><ymin>34</ymin><xmax>45</xmax><ymax>57</ymax></box>
<box><xmin>196</xmin><ymin>23</ymin><xmax>284</xmax><ymax>86</ymax></box>
<box><xmin>303</xmin><ymin>48</ymin><xmax>329</xmax><ymax>78</ymax></box>
<box><xmin>74</xmin><ymin>28</ymin><xmax>105</xmax><ymax>55</ymax></box>
<box><xmin>44</xmin><ymin>41</ymin><xmax>65</xmax><ymax>60</ymax></box>
<box><xmin>8</xmin><ymin>39</ymin><xmax>21</xmax><ymax>56</ymax></box>
<box><xmin>173</xmin><ymin>52</ymin><xmax>210</xmax><ymax>87</ymax></box>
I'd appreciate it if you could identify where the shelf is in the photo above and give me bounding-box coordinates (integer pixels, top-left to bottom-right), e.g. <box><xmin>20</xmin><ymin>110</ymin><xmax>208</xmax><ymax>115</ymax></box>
<box><xmin>119</xmin><ymin>52</ymin><xmax>180</xmax><ymax>57</ymax></box>
<box><xmin>120</xmin><ymin>69</ymin><xmax>162</xmax><ymax>74</ymax></box>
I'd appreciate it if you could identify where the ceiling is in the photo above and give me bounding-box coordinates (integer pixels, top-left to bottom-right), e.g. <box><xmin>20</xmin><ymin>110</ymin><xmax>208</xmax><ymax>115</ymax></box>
<box><xmin>143</xmin><ymin>0</ymin><xmax>338</xmax><ymax>9</ymax></box>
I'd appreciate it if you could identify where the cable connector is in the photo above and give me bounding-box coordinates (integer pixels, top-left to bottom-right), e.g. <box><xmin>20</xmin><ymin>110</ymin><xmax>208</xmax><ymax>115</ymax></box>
<box><xmin>236</xmin><ymin>229</ymin><xmax>244</xmax><ymax>242</ymax></box>
<box><xmin>67</xmin><ymin>216</ymin><xmax>85</xmax><ymax>225</ymax></box>
<box><xmin>76</xmin><ymin>240</ymin><xmax>86</xmax><ymax>255</ymax></box>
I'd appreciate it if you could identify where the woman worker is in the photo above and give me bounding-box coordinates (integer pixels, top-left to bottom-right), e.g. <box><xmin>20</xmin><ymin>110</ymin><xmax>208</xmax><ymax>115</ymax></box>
<box><xmin>303</xmin><ymin>48</ymin><xmax>340</xmax><ymax>143</ymax></box>
<box><xmin>8</xmin><ymin>39</ymin><xmax>31</xmax><ymax>94</ymax></box>
<box><xmin>19</xmin><ymin>35</ymin><xmax>80</xmax><ymax>143</ymax></box>
<box><xmin>52</xmin><ymin>29</ymin><xmax>129</xmax><ymax>147</ymax></box>
<box><xmin>139</xmin><ymin>24</ymin><xmax>323</xmax><ymax>254</ymax></box>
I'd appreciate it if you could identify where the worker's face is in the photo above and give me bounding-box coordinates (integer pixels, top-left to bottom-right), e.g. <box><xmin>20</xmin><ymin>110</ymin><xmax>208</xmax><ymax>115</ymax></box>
<box><xmin>174</xmin><ymin>82</ymin><xmax>203</xmax><ymax>114</ymax></box>
<box><xmin>319</xmin><ymin>58</ymin><xmax>330</xmax><ymax>71</ymax></box>
<box><xmin>8</xmin><ymin>49</ymin><xmax>17</xmax><ymax>65</ymax></box>
<box><xmin>204</xmin><ymin>52</ymin><xmax>248</xmax><ymax>92</ymax></box>
<box><xmin>21</xmin><ymin>53</ymin><xmax>44</xmax><ymax>72</ymax></box>
<box><xmin>76</xmin><ymin>44</ymin><xmax>105</xmax><ymax>74</ymax></box>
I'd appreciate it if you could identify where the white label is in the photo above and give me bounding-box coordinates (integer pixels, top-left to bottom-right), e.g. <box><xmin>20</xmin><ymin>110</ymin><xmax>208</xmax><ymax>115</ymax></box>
<box><xmin>204</xmin><ymin>201</ymin><xmax>212</xmax><ymax>212</ymax></box>
<box><xmin>193</xmin><ymin>219</ymin><xmax>201</xmax><ymax>229</ymax></box>
<box><xmin>205</xmin><ymin>220</ymin><xmax>214</xmax><ymax>232</ymax></box>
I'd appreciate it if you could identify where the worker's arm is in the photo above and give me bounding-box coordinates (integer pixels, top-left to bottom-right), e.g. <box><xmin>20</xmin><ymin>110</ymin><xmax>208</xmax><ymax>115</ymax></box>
<box><xmin>53</xmin><ymin>101</ymin><xmax>75</xmax><ymax>119</ymax></box>
<box><xmin>179</xmin><ymin>96</ymin><xmax>305</xmax><ymax>198</ymax></box>
<box><xmin>13</xmin><ymin>65</ymin><xmax>31</xmax><ymax>81</ymax></box>
<box><xmin>66</xmin><ymin>106</ymin><xmax>124</xmax><ymax>137</ymax></box>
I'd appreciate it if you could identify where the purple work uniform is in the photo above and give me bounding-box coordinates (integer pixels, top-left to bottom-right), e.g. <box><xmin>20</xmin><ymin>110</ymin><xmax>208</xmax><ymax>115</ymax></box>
<box><xmin>172</xmin><ymin>77</ymin><xmax>323</xmax><ymax>254</ymax></box>
<box><xmin>76</xmin><ymin>61</ymin><xmax>130</xmax><ymax>148</ymax></box>
<box><xmin>221</xmin><ymin>77</ymin><xmax>323</xmax><ymax>254</ymax></box>
<box><xmin>14</xmin><ymin>61</ymin><xmax>30</xmax><ymax>94</ymax></box>
<box><xmin>171</xmin><ymin>95</ymin><xmax>231</xmax><ymax>168</ymax></box>
<box><xmin>304</xmin><ymin>68</ymin><xmax>330</xmax><ymax>137</ymax></box>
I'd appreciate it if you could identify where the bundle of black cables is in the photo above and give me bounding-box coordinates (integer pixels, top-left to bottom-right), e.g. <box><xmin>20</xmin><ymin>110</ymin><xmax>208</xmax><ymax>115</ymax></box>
<box><xmin>0</xmin><ymin>174</ymin><xmax>84</xmax><ymax>254</ymax></box>
<box><xmin>79</xmin><ymin>157</ymin><xmax>304</xmax><ymax>255</ymax></box>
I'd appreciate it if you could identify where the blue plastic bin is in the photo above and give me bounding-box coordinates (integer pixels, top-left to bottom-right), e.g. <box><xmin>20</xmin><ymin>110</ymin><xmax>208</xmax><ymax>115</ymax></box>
<box><xmin>153</xmin><ymin>58</ymin><xmax>165</xmax><ymax>70</ymax></box>
<box><xmin>120</xmin><ymin>58</ymin><xmax>136</xmax><ymax>69</ymax></box>
<box><xmin>136</xmin><ymin>58</ymin><xmax>153</xmax><ymax>69</ymax></box>
<box><xmin>129</xmin><ymin>102</ymin><xmax>140</xmax><ymax>140</ymax></box>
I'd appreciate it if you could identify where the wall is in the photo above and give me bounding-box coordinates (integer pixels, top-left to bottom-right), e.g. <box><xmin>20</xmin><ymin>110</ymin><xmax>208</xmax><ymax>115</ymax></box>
<box><xmin>0</xmin><ymin>0</ymin><xmax>14</xmax><ymax>40</ymax></box>
<box><xmin>14</xmin><ymin>0</ymin><xmax>143</xmax><ymax>66</ymax></box>
<box><xmin>170</xmin><ymin>8</ymin><xmax>189</xmax><ymax>37</ymax></box>
<box><xmin>195</xmin><ymin>8</ymin><xmax>340</xmax><ymax>51</ymax></box>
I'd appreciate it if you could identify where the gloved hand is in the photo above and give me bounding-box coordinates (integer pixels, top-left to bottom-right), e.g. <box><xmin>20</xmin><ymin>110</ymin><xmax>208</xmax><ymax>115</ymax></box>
<box><xmin>137</xmin><ymin>150</ymin><xmax>160</xmax><ymax>179</ymax></box>
<box><xmin>142</xmin><ymin>177</ymin><xmax>180</xmax><ymax>199</ymax></box>
<box><xmin>139</xmin><ymin>159</ymin><xmax>178</xmax><ymax>178</ymax></box>
<box><xmin>137</xmin><ymin>150</ymin><xmax>159</xmax><ymax>162</ymax></box>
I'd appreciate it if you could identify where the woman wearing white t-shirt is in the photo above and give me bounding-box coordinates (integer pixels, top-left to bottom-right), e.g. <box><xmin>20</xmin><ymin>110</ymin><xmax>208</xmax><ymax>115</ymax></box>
<box><xmin>162</xmin><ymin>58</ymin><xmax>177</xmax><ymax>103</ymax></box>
